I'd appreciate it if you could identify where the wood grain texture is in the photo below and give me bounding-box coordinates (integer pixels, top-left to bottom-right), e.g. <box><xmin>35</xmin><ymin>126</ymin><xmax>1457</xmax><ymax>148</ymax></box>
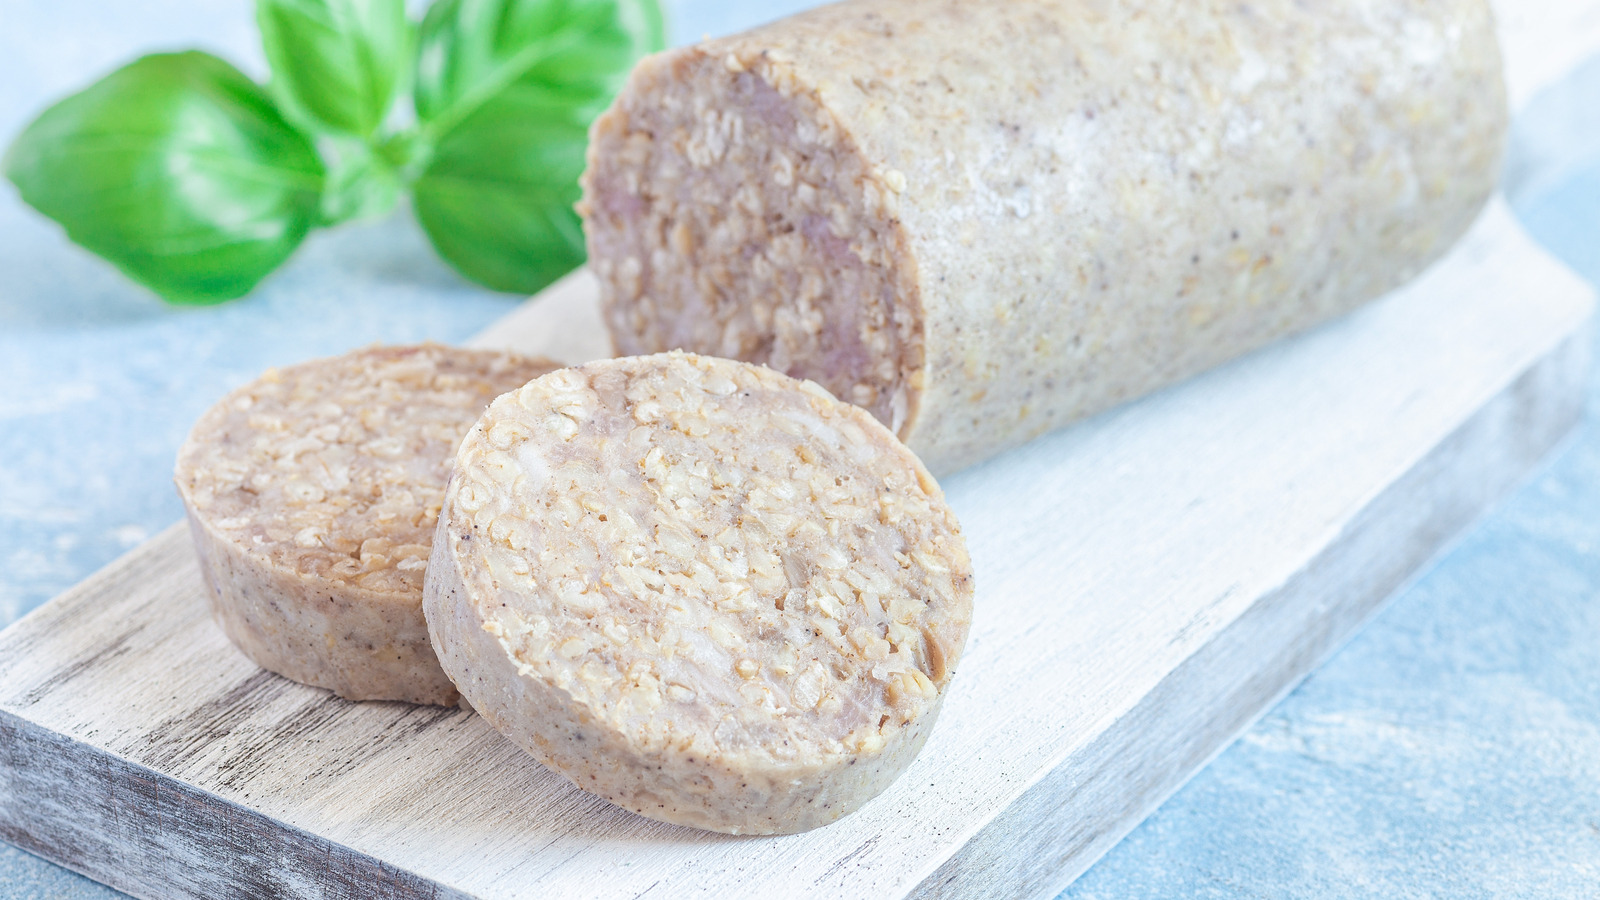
<box><xmin>0</xmin><ymin>197</ymin><xmax>1591</xmax><ymax>900</ymax></box>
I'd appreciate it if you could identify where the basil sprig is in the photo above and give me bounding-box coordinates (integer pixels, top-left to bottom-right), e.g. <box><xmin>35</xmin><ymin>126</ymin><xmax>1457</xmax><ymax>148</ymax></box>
<box><xmin>2</xmin><ymin>0</ymin><xmax>662</xmax><ymax>304</ymax></box>
<box><xmin>413</xmin><ymin>0</ymin><xmax>664</xmax><ymax>292</ymax></box>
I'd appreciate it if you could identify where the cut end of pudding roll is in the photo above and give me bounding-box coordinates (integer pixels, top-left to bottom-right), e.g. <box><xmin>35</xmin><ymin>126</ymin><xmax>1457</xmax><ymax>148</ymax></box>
<box><xmin>175</xmin><ymin>344</ymin><xmax>559</xmax><ymax>706</ymax></box>
<box><xmin>424</xmin><ymin>351</ymin><xmax>972</xmax><ymax>834</ymax></box>
<box><xmin>581</xmin><ymin>47</ymin><xmax>925</xmax><ymax>438</ymax></box>
<box><xmin>582</xmin><ymin>0</ymin><xmax>1507</xmax><ymax>477</ymax></box>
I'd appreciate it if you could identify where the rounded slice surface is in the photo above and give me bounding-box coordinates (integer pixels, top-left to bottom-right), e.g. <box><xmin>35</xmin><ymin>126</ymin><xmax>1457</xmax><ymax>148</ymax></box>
<box><xmin>425</xmin><ymin>351</ymin><xmax>973</xmax><ymax>833</ymax></box>
<box><xmin>175</xmin><ymin>343</ymin><xmax>559</xmax><ymax>705</ymax></box>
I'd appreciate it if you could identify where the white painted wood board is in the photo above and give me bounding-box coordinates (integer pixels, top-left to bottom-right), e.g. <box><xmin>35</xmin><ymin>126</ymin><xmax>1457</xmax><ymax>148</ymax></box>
<box><xmin>5</xmin><ymin>0</ymin><xmax>1600</xmax><ymax>893</ymax></box>
<box><xmin>0</xmin><ymin>197</ymin><xmax>1592</xmax><ymax>900</ymax></box>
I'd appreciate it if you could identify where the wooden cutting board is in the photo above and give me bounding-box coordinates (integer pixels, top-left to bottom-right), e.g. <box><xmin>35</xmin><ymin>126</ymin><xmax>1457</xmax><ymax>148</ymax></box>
<box><xmin>0</xmin><ymin>199</ymin><xmax>1592</xmax><ymax>900</ymax></box>
<box><xmin>4</xmin><ymin>4</ymin><xmax>1600</xmax><ymax>894</ymax></box>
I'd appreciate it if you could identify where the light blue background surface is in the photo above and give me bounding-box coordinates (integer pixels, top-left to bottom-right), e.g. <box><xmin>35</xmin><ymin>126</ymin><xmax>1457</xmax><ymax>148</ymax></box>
<box><xmin>2</xmin><ymin>2</ymin><xmax>1597</xmax><ymax>896</ymax></box>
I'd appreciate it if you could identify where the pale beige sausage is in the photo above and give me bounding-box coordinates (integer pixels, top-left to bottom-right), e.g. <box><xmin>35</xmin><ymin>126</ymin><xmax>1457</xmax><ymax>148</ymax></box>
<box><xmin>581</xmin><ymin>0</ymin><xmax>1508</xmax><ymax>474</ymax></box>
<box><xmin>423</xmin><ymin>352</ymin><xmax>974</xmax><ymax>834</ymax></box>
<box><xmin>175</xmin><ymin>344</ymin><xmax>559</xmax><ymax>706</ymax></box>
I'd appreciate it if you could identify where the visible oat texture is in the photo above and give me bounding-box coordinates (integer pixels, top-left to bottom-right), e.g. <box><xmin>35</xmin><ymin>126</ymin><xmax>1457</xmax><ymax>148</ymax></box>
<box><xmin>424</xmin><ymin>351</ymin><xmax>974</xmax><ymax>834</ymax></box>
<box><xmin>582</xmin><ymin>0</ymin><xmax>1508</xmax><ymax>474</ymax></box>
<box><xmin>175</xmin><ymin>344</ymin><xmax>558</xmax><ymax>706</ymax></box>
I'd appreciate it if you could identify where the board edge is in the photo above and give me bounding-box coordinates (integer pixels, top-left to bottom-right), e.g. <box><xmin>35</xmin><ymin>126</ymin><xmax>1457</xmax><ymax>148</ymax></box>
<box><xmin>0</xmin><ymin>706</ymin><xmax>471</xmax><ymax>900</ymax></box>
<box><xmin>908</xmin><ymin>310</ymin><xmax>1594</xmax><ymax>900</ymax></box>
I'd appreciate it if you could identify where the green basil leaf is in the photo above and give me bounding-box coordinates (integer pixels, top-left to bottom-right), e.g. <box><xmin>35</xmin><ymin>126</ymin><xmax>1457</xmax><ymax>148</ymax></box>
<box><xmin>412</xmin><ymin>93</ymin><xmax>587</xmax><ymax>293</ymax></box>
<box><xmin>410</xmin><ymin>0</ymin><xmax>664</xmax><ymax>293</ymax></box>
<box><xmin>318</xmin><ymin>137</ymin><xmax>403</xmax><ymax>226</ymax></box>
<box><xmin>413</xmin><ymin>0</ymin><xmax>665</xmax><ymax>138</ymax></box>
<box><xmin>257</xmin><ymin>0</ymin><xmax>412</xmax><ymax>137</ymax></box>
<box><xmin>3</xmin><ymin>51</ymin><xmax>324</xmax><ymax>304</ymax></box>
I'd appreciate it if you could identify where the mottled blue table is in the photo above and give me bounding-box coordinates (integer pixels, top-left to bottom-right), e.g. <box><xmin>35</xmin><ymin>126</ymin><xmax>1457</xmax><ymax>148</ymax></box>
<box><xmin>3</xmin><ymin>2</ymin><xmax>1597</xmax><ymax>896</ymax></box>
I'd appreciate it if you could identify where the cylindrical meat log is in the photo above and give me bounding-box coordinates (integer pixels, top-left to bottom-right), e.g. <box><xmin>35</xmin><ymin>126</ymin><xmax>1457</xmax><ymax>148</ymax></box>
<box><xmin>175</xmin><ymin>344</ymin><xmax>559</xmax><ymax>706</ymax></box>
<box><xmin>581</xmin><ymin>0</ymin><xmax>1507</xmax><ymax>474</ymax></box>
<box><xmin>424</xmin><ymin>352</ymin><xmax>974</xmax><ymax>834</ymax></box>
